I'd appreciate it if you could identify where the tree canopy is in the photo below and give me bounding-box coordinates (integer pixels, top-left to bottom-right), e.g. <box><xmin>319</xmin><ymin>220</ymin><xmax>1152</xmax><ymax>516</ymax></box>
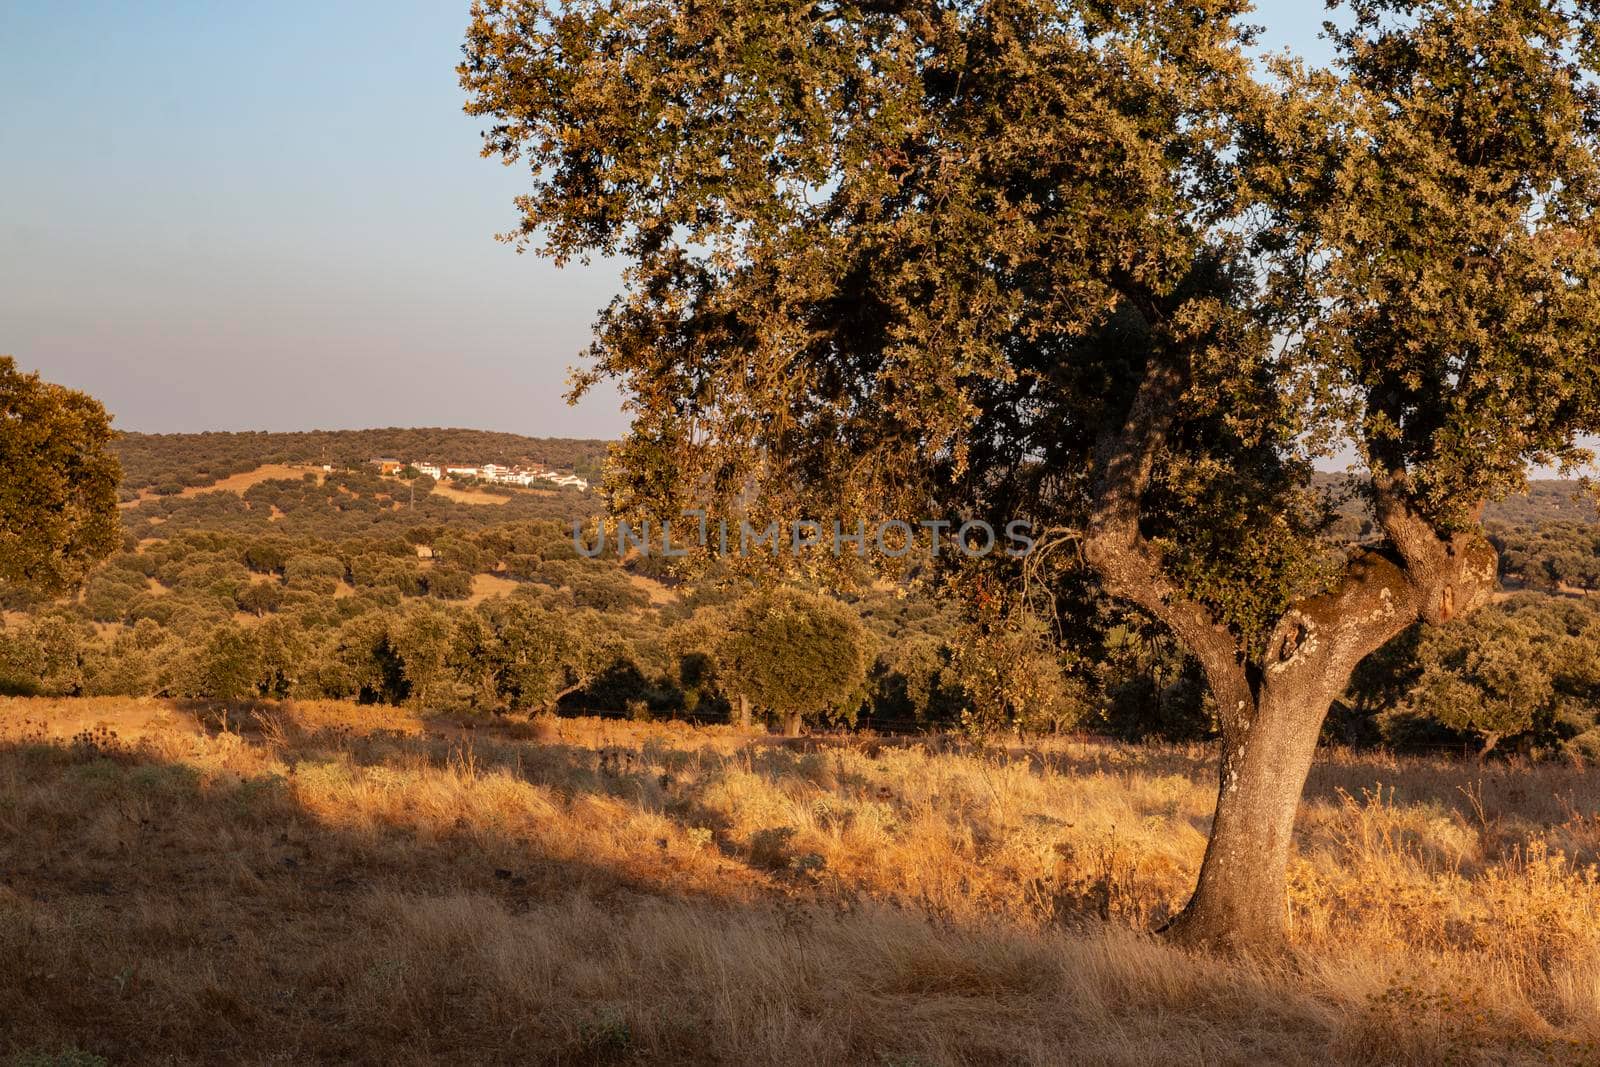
<box><xmin>463</xmin><ymin>0</ymin><xmax>1600</xmax><ymax>626</ymax></box>
<box><xmin>715</xmin><ymin>588</ymin><xmax>871</xmax><ymax>732</ymax></box>
<box><xmin>462</xmin><ymin>0</ymin><xmax>1600</xmax><ymax>946</ymax></box>
<box><xmin>0</xmin><ymin>356</ymin><xmax>121</xmax><ymax>595</ymax></box>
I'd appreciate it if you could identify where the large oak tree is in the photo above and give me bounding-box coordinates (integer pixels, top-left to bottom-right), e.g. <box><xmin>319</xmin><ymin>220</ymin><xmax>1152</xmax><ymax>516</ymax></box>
<box><xmin>461</xmin><ymin>0</ymin><xmax>1600</xmax><ymax>947</ymax></box>
<box><xmin>0</xmin><ymin>356</ymin><xmax>121</xmax><ymax>595</ymax></box>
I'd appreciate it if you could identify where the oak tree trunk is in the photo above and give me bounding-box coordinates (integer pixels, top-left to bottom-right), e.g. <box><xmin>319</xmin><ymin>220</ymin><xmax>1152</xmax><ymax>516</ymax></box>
<box><xmin>1163</xmin><ymin>687</ymin><xmax>1330</xmax><ymax>949</ymax></box>
<box><xmin>1476</xmin><ymin>732</ymin><xmax>1502</xmax><ymax>763</ymax></box>
<box><xmin>1083</xmin><ymin>363</ymin><xmax>1501</xmax><ymax>952</ymax></box>
<box><xmin>781</xmin><ymin>711</ymin><xmax>804</xmax><ymax>737</ymax></box>
<box><xmin>736</xmin><ymin>693</ymin><xmax>752</xmax><ymax>729</ymax></box>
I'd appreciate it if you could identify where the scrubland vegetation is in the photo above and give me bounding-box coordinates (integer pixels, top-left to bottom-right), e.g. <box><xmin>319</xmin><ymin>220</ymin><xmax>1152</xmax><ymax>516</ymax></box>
<box><xmin>7</xmin><ymin>431</ymin><xmax>1600</xmax><ymax>759</ymax></box>
<box><xmin>4</xmin><ymin>699</ymin><xmax>1600</xmax><ymax>1065</ymax></box>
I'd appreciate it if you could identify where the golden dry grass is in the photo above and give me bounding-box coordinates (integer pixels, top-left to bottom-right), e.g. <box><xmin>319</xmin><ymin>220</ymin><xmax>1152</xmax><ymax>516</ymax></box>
<box><xmin>626</xmin><ymin>570</ymin><xmax>680</xmax><ymax>606</ymax></box>
<box><xmin>2</xmin><ymin>698</ymin><xmax>1599</xmax><ymax>1065</ymax></box>
<box><xmin>426</xmin><ymin>482</ymin><xmax>511</xmax><ymax>506</ymax></box>
<box><xmin>466</xmin><ymin>572</ymin><xmax>524</xmax><ymax>605</ymax></box>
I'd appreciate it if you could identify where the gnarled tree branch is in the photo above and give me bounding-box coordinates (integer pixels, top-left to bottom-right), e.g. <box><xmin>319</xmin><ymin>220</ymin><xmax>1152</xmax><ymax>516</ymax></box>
<box><xmin>1082</xmin><ymin>360</ymin><xmax>1253</xmax><ymax>722</ymax></box>
<box><xmin>1258</xmin><ymin>469</ymin><xmax>1499</xmax><ymax>711</ymax></box>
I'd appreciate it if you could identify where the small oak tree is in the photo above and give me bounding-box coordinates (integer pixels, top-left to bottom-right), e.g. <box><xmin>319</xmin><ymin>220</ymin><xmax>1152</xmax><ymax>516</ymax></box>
<box><xmin>463</xmin><ymin>0</ymin><xmax>1600</xmax><ymax>946</ymax></box>
<box><xmin>189</xmin><ymin>623</ymin><xmax>264</xmax><ymax>702</ymax></box>
<box><xmin>714</xmin><ymin>589</ymin><xmax>870</xmax><ymax>736</ymax></box>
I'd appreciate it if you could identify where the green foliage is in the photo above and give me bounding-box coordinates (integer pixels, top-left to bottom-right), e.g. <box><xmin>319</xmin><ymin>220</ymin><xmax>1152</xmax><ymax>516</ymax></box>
<box><xmin>866</xmin><ymin>635</ymin><xmax>964</xmax><ymax>726</ymax></box>
<box><xmin>535</xmin><ymin>560</ymin><xmax>650</xmax><ymax>612</ymax></box>
<box><xmin>461</xmin><ymin>0</ymin><xmax>1600</xmax><ymax>751</ymax></box>
<box><xmin>186</xmin><ymin>623</ymin><xmax>264</xmax><ymax>702</ymax></box>
<box><xmin>84</xmin><ymin>619</ymin><xmax>178</xmax><ymax>698</ymax></box>
<box><xmin>256</xmin><ymin>616</ymin><xmax>312</xmax><ymax>699</ymax></box>
<box><xmin>1306</xmin><ymin>2</ymin><xmax>1600</xmax><ymax>526</ymax></box>
<box><xmin>243</xmin><ymin>538</ymin><xmax>293</xmax><ymax>574</ymax></box>
<box><xmin>950</xmin><ymin>613</ymin><xmax>1090</xmax><ymax>738</ymax></box>
<box><xmin>284</xmin><ymin>554</ymin><xmax>345</xmax><ymax>595</ymax></box>
<box><xmin>472</xmin><ymin>598</ymin><xmax>591</xmax><ymax>711</ymax></box>
<box><xmin>236</xmin><ymin>581</ymin><xmax>284</xmax><ymax>617</ymax></box>
<box><xmin>320</xmin><ymin>615</ymin><xmax>409</xmax><ymax>705</ymax></box>
<box><xmin>1493</xmin><ymin>521</ymin><xmax>1600</xmax><ymax>592</ymax></box>
<box><xmin>349</xmin><ymin>553</ymin><xmax>424</xmax><ymax>597</ymax></box>
<box><xmin>0</xmin><ymin>357</ymin><xmax>121</xmax><ymax>595</ymax></box>
<box><xmin>389</xmin><ymin>605</ymin><xmax>458</xmax><ymax>709</ymax></box>
<box><xmin>82</xmin><ymin>569</ymin><xmax>147</xmax><ymax>623</ymax></box>
<box><xmin>425</xmin><ymin>565</ymin><xmax>473</xmax><ymax>600</ymax></box>
<box><xmin>714</xmin><ymin>589</ymin><xmax>871</xmax><ymax>729</ymax></box>
<box><xmin>1374</xmin><ymin>599</ymin><xmax>1600</xmax><ymax>757</ymax></box>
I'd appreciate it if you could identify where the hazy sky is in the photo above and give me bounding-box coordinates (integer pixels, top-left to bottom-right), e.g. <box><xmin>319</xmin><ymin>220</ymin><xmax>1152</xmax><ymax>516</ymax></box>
<box><xmin>2</xmin><ymin>1</ymin><xmax>1329</xmax><ymax>438</ymax></box>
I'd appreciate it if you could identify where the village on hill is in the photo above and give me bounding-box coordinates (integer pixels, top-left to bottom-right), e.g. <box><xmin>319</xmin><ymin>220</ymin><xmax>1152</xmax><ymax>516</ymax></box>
<box><xmin>368</xmin><ymin>456</ymin><xmax>589</xmax><ymax>492</ymax></box>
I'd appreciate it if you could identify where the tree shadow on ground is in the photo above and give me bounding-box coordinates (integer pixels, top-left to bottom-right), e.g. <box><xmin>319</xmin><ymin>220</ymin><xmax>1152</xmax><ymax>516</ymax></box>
<box><xmin>173</xmin><ymin>698</ymin><xmax>1600</xmax><ymax>866</ymax></box>
<box><xmin>0</xmin><ymin>724</ymin><xmax>810</xmax><ymax>1064</ymax></box>
<box><xmin>1</xmin><ymin>702</ymin><xmax>1591</xmax><ymax>1064</ymax></box>
<box><xmin>0</xmin><ymin>713</ymin><xmax>1336</xmax><ymax>1067</ymax></box>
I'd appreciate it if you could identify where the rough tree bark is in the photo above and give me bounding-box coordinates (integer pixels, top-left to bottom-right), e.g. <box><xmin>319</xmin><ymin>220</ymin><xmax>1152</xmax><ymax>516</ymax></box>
<box><xmin>737</xmin><ymin>693</ymin><xmax>752</xmax><ymax>729</ymax></box>
<box><xmin>1083</xmin><ymin>364</ymin><xmax>1499</xmax><ymax>950</ymax></box>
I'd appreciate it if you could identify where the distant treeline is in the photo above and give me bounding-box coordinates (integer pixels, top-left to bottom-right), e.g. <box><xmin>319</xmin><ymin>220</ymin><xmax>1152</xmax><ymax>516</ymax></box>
<box><xmin>114</xmin><ymin>429</ymin><xmax>611</xmax><ymax>496</ymax></box>
<box><xmin>0</xmin><ymin>514</ymin><xmax>979</xmax><ymax>733</ymax></box>
<box><xmin>1485</xmin><ymin>481</ymin><xmax>1600</xmax><ymax>526</ymax></box>
<box><xmin>7</xmin><ymin>505</ymin><xmax>1600</xmax><ymax>759</ymax></box>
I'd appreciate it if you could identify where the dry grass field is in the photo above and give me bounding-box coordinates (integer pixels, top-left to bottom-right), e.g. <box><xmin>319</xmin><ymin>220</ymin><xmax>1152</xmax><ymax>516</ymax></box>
<box><xmin>3</xmin><ymin>698</ymin><xmax>1599</xmax><ymax>1065</ymax></box>
<box><xmin>464</xmin><ymin>572</ymin><xmax>525</xmax><ymax>605</ymax></box>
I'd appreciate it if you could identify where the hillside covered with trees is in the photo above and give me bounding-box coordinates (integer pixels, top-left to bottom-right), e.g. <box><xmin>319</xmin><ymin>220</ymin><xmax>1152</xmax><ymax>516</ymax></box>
<box><xmin>113</xmin><ymin>429</ymin><xmax>609</xmax><ymax>498</ymax></box>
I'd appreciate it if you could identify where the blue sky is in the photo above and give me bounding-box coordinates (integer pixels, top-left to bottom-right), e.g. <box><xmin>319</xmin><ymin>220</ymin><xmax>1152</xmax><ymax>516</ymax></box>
<box><xmin>1</xmin><ymin>1</ymin><xmax>1331</xmax><ymax>437</ymax></box>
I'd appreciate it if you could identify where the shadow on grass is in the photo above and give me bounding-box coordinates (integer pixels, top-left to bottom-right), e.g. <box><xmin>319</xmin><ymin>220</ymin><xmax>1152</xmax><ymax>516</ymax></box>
<box><xmin>2</xmin><ymin>701</ymin><xmax>1593</xmax><ymax>1064</ymax></box>
<box><xmin>0</xmin><ymin>720</ymin><xmax>778</xmax><ymax>1063</ymax></box>
<box><xmin>166</xmin><ymin>696</ymin><xmax>1600</xmax><ymax>865</ymax></box>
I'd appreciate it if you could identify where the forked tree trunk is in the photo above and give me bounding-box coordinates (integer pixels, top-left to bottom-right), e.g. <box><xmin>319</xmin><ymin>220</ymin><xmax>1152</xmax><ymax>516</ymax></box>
<box><xmin>781</xmin><ymin>711</ymin><xmax>804</xmax><ymax>737</ymax></box>
<box><xmin>1162</xmin><ymin>687</ymin><xmax>1331</xmax><ymax>948</ymax></box>
<box><xmin>1083</xmin><ymin>361</ymin><xmax>1502</xmax><ymax>952</ymax></box>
